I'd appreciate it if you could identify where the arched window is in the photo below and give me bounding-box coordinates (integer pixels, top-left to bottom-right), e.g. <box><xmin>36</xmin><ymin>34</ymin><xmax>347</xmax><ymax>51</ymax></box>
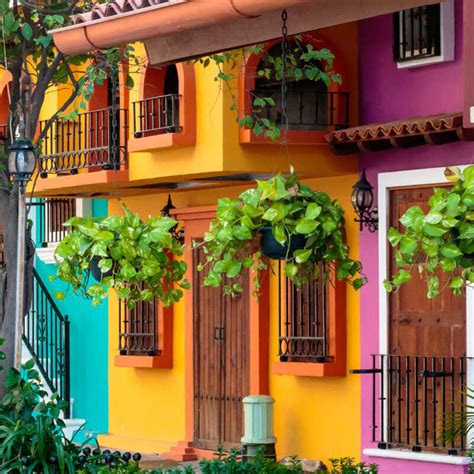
<box><xmin>134</xmin><ymin>64</ymin><xmax>180</xmax><ymax>138</ymax></box>
<box><xmin>240</xmin><ymin>35</ymin><xmax>350</xmax><ymax>144</ymax></box>
<box><xmin>253</xmin><ymin>42</ymin><xmax>330</xmax><ymax>131</ymax></box>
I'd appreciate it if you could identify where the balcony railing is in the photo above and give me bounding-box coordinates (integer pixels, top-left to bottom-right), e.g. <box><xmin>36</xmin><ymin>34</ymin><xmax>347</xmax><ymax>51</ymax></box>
<box><xmin>118</xmin><ymin>295</ymin><xmax>160</xmax><ymax>355</ymax></box>
<box><xmin>252</xmin><ymin>90</ymin><xmax>350</xmax><ymax>130</ymax></box>
<box><xmin>132</xmin><ymin>94</ymin><xmax>181</xmax><ymax>138</ymax></box>
<box><xmin>352</xmin><ymin>354</ymin><xmax>470</xmax><ymax>455</ymax></box>
<box><xmin>278</xmin><ymin>262</ymin><xmax>329</xmax><ymax>362</ymax></box>
<box><xmin>38</xmin><ymin>107</ymin><xmax>128</xmax><ymax>176</ymax></box>
<box><xmin>32</xmin><ymin>198</ymin><xmax>76</xmax><ymax>247</ymax></box>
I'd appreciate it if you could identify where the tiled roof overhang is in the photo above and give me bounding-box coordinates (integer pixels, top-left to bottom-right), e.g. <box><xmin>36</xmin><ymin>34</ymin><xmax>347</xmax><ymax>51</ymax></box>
<box><xmin>325</xmin><ymin>113</ymin><xmax>474</xmax><ymax>155</ymax></box>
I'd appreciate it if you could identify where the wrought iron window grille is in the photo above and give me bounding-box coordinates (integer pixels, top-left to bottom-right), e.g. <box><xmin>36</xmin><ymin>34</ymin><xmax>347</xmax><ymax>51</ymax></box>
<box><xmin>119</xmin><ymin>293</ymin><xmax>160</xmax><ymax>356</ymax></box>
<box><xmin>351</xmin><ymin>354</ymin><xmax>471</xmax><ymax>455</ymax></box>
<box><xmin>277</xmin><ymin>262</ymin><xmax>330</xmax><ymax>362</ymax></box>
<box><xmin>394</xmin><ymin>4</ymin><xmax>441</xmax><ymax>62</ymax></box>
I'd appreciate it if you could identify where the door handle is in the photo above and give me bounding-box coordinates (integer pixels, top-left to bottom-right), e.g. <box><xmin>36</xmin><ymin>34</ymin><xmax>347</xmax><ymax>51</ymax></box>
<box><xmin>214</xmin><ymin>326</ymin><xmax>220</xmax><ymax>340</ymax></box>
<box><xmin>220</xmin><ymin>326</ymin><xmax>225</xmax><ymax>341</ymax></box>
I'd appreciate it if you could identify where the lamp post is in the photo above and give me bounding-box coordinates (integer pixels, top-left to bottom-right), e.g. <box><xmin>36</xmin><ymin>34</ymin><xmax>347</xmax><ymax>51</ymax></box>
<box><xmin>351</xmin><ymin>170</ymin><xmax>378</xmax><ymax>233</ymax></box>
<box><xmin>7</xmin><ymin>137</ymin><xmax>36</xmax><ymax>369</ymax></box>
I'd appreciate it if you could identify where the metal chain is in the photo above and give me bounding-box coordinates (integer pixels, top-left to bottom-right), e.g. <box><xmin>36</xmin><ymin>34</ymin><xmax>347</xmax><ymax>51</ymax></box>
<box><xmin>281</xmin><ymin>10</ymin><xmax>289</xmax><ymax>139</ymax></box>
<box><xmin>110</xmin><ymin>63</ymin><xmax>119</xmax><ymax>169</ymax></box>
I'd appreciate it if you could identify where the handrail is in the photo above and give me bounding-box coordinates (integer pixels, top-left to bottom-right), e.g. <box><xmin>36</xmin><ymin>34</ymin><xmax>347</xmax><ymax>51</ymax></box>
<box><xmin>23</xmin><ymin>268</ymin><xmax>71</xmax><ymax>417</ymax></box>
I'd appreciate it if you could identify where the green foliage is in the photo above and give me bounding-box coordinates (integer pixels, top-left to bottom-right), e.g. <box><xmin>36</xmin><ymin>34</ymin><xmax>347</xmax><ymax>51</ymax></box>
<box><xmin>196</xmin><ymin>35</ymin><xmax>342</xmax><ymax>140</ymax></box>
<box><xmin>323</xmin><ymin>458</ymin><xmax>378</xmax><ymax>474</ymax></box>
<box><xmin>197</xmin><ymin>169</ymin><xmax>365</xmax><ymax>295</ymax></box>
<box><xmin>385</xmin><ymin>166</ymin><xmax>474</xmax><ymax>299</ymax></box>
<box><xmin>53</xmin><ymin>201</ymin><xmax>189</xmax><ymax>308</ymax></box>
<box><xmin>0</xmin><ymin>360</ymin><xmax>92</xmax><ymax>472</ymax></box>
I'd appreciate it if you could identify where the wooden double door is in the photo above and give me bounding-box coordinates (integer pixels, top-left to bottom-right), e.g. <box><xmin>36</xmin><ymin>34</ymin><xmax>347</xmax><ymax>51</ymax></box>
<box><xmin>192</xmin><ymin>247</ymin><xmax>250</xmax><ymax>450</ymax></box>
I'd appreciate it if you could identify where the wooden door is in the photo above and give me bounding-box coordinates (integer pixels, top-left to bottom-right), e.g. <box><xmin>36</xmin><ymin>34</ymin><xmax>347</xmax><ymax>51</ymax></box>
<box><xmin>388</xmin><ymin>186</ymin><xmax>466</xmax><ymax>449</ymax></box>
<box><xmin>193</xmin><ymin>246</ymin><xmax>250</xmax><ymax>450</ymax></box>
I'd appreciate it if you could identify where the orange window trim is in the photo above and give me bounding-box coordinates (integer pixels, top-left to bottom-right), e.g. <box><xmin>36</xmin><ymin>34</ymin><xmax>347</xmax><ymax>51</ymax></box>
<box><xmin>114</xmin><ymin>301</ymin><xmax>173</xmax><ymax>369</ymax></box>
<box><xmin>273</xmin><ymin>274</ymin><xmax>347</xmax><ymax>377</ymax></box>
<box><xmin>238</xmin><ymin>32</ymin><xmax>348</xmax><ymax>146</ymax></box>
<box><xmin>128</xmin><ymin>62</ymin><xmax>196</xmax><ymax>152</ymax></box>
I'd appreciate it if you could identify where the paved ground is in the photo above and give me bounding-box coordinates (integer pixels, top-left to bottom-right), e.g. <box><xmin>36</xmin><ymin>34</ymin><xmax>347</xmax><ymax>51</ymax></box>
<box><xmin>139</xmin><ymin>454</ymin><xmax>201</xmax><ymax>471</ymax></box>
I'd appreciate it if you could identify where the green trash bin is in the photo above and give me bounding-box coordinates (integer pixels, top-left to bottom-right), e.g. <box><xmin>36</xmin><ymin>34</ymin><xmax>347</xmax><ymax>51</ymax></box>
<box><xmin>241</xmin><ymin>395</ymin><xmax>276</xmax><ymax>462</ymax></box>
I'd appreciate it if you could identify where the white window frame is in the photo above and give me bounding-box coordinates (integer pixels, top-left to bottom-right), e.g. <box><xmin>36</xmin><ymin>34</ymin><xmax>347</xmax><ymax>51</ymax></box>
<box><xmin>396</xmin><ymin>0</ymin><xmax>455</xmax><ymax>69</ymax></box>
<box><xmin>36</xmin><ymin>198</ymin><xmax>92</xmax><ymax>265</ymax></box>
<box><xmin>362</xmin><ymin>165</ymin><xmax>474</xmax><ymax>465</ymax></box>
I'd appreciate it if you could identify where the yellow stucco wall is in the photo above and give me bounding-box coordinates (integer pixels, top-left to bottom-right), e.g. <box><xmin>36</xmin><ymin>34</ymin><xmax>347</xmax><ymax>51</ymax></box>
<box><xmin>100</xmin><ymin>173</ymin><xmax>360</xmax><ymax>463</ymax></box>
<box><xmin>23</xmin><ymin>20</ymin><xmax>362</xmax><ymax>463</ymax></box>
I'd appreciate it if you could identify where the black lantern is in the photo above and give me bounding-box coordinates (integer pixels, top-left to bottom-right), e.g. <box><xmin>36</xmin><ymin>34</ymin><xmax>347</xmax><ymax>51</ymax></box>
<box><xmin>160</xmin><ymin>195</ymin><xmax>184</xmax><ymax>244</ymax></box>
<box><xmin>7</xmin><ymin>138</ymin><xmax>36</xmax><ymax>194</ymax></box>
<box><xmin>351</xmin><ymin>170</ymin><xmax>378</xmax><ymax>232</ymax></box>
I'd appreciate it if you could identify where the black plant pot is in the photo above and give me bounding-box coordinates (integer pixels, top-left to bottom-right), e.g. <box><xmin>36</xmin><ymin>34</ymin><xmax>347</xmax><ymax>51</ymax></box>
<box><xmin>259</xmin><ymin>227</ymin><xmax>307</xmax><ymax>260</ymax></box>
<box><xmin>451</xmin><ymin>229</ymin><xmax>474</xmax><ymax>260</ymax></box>
<box><xmin>90</xmin><ymin>256</ymin><xmax>113</xmax><ymax>281</ymax></box>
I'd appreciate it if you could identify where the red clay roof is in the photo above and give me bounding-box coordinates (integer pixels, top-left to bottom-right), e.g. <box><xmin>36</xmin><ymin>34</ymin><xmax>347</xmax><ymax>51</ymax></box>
<box><xmin>325</xmin><ymin>113</ymin><xmax>474</xmax><ymax>155</ymax></box>
<box><xmin>73</xmin><ymin>0</ymin><xmax>177</xmax><ymax>24</ymax></box>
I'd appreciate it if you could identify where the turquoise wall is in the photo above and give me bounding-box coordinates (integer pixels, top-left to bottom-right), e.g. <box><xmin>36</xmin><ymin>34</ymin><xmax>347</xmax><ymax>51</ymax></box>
<box><xmin>34</xmin><ymin>199</ymin><xmax>109</xmax><ymax>440</ymax></box>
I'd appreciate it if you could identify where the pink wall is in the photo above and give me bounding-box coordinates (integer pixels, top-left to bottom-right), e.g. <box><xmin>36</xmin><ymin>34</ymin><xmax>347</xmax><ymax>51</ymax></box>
<box><xmin>358</xmin><ymin>2</ymin><xmax>472</xmax><ymax>472</ymax></box>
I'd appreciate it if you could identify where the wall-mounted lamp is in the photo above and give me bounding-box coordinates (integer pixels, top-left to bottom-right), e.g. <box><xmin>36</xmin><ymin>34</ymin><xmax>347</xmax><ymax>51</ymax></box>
<box><xmin>160</xmin><ymin>195</ymin><xmax>185</xmax><ymax>244</ymax></box>
<box><xmin>351</xmin><ymin>170</ymin><xmax>378</xmax><ymax>233</ymax></box>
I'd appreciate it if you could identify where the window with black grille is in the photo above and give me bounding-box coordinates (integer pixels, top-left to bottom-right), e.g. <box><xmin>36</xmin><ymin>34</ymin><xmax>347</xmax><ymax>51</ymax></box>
<box><xmin>119</xmin><ymin>296</ymin><xmax>160</xmax><ymax>356</ymax></box>
<box><xmin>251</xmin><ymin>41</ymin><xmax>350</xmax><ymax>131</ymax></box>
<box><xmin>278</xmin><ymin>262</ymin><xmax>329</xmax><ymax>362</ymax></box>
<box><xmin>394</xmin><ymin>4</ymin><xmax>441</xmax><ymax>62</ymax></box>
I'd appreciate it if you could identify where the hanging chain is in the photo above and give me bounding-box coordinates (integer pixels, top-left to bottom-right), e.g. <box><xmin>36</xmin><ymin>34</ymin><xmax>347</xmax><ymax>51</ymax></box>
<box><xmin>110</xmin><ymin>63</ymin><xmax>119</xmax><ymax>169</ymax></box>
<box><xmin>280</xmin><ymin>10</ymin><xmax>289</xmax><ymax>140</ymax></box>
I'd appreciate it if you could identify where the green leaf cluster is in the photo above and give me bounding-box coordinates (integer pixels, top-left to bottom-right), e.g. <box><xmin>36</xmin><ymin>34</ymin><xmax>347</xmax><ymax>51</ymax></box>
<box><xmin>197</xmin><ymin>169</ymin><xmax>365</xmax><ymax>295</ymax></box>
<box><xmin>385</xmin><ymin>166</ymin><xmax>474</xmax><ymax>298</ymax></box>
<box><xmin>53</xmin><ymin>201</ymin><xmax>189</xmax><ymax>308</ymax></box>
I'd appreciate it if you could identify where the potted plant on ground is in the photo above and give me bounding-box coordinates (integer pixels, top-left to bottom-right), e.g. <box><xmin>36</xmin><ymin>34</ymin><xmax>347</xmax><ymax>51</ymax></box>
<box><xmin>196</xmin><ymin>168</ymin><xmax>365</xmax><ymax>295</ymax></box>
<box><xmin>384</xmin><ymin>165</ymin><xmax>474</xmax><ymax>299</ymax></box>
<box><xmin>53</xmin><ymin>202</ymin><xmax>190</xmax><ymax>308</ymax></box>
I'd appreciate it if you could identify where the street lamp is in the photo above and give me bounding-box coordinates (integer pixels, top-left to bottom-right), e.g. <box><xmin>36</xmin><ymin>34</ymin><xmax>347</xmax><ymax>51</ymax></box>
<box><xmin>351</xmin><ymin>170</ymin><xmax>378</xmax><ymax>233</ymax></box>
<box><xmin>7</xmin><ymin>138</ymin><xmax>36</xmax><ymax>194</ymax></box>
<box><xmin>7</xmin><ymin>137</ymin><xmax>36</xmax><ymax>369</ymax></box>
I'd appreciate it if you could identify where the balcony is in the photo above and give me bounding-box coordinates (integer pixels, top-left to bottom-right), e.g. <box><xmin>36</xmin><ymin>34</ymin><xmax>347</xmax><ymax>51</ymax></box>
<box><xmin>39</xmin><ymin>107</ymin><xmax>128</xmax><ymax>176</ymax></box>
<box><xmin>132</xmin><ymin>93</ymin><xmax>181</xmax><ymax>138</ymax></box>
<box><xmin>356</xmin><ymin>354</ymin><xmax>470</xmax><ymax>455</ymax></box>
<box><xmin>34</xmin><ymin>108</ymin><xmax>130</xmax><ymax>198</ymax></box>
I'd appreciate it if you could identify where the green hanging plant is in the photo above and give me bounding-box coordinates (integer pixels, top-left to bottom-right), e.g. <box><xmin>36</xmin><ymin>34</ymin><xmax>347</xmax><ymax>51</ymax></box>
<box><xmin>196</xmin><ymin>169</ymin><xmax>365</xmax><ymax>295</ymax></box>
<box><xmin>384</xmin><ymin>165</ymin><xmax>474</xmax><ymax>299</ymax></box>
<box><xmin>52</xmin><ymin>202</ymin><xmax>190</xmax><ymax>308</ymax></box>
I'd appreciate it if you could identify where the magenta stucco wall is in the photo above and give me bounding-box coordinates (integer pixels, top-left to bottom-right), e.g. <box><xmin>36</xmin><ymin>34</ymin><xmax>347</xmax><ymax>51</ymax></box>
<box><xmin>358</xmin><ymin>1</ymin><xmax>472</xmax><ymax>472</ymax></box>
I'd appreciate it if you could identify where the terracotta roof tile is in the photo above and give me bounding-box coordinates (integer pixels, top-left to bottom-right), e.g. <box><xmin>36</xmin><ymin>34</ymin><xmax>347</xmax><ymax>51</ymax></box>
<box><xmin>324</xmin><ymin>113</ymin><xmax>472</xmax><ymax>155</ymax></box>
<box><xmin>73</xmin><ymin>0</ymin><xmax>174</xmax><ymax>25</ymax></box>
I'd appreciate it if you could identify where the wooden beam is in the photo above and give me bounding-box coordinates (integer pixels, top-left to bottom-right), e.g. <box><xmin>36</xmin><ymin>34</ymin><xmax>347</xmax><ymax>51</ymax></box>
<box><xmin>146</xmin><ymin>0</ymin><xmax>444</xmax><ymax>65</ymax></box>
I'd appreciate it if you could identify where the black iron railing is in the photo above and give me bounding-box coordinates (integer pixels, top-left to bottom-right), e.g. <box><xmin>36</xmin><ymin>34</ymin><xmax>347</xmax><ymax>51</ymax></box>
<box><xmin>352</xmin><ymin>354</ymin><xmax>470</xmax><ymax>455</ymax></box>
<box><xmin>132</xmin><ymin>94</ymin><xmax>181</xmax><ymax>138</ymax></box>
<box><xmin>23</xmin><ymin>269</ymin><xmax>70</xmax><ymax>417</ymax></box>
<box><xmin>278</xmin><ymin>262</ymin><xmax>329</xmax><ymax>362</ymax></box>
<box><xmin>119</xmin><ymin>296</ymin><xmax>159</xmax><ymax>355</ymax></box>
<box><xmin>252</xmin><ymin>89</ymin><xmax>350</xmax><ymax>130</ymax></box>
<box><xmin>32</xmin><ymin>198</ymin><xmax>76</xmax><ymax>247</ymax></box>
<box><xmin>39</xmin><ymin>107</ymin><xmax>128</xmax><ymax>176</ymax></box>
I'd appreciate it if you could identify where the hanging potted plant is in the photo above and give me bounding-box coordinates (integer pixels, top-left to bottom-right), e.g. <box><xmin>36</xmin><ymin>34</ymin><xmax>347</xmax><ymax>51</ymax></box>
<box><xmin>384</xmin><ymin>166</ymin><xmax>474</xmax><ymax>299</ymax></box>
<box><xmin>52</xmin><ymin>202</ymin><xmax>190</xmax><ymax>308</ymax></box>
<box><xmin>196</xmin><ymin>168</ymin><xmax>365</xmax><ymax>295</ymax></box>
